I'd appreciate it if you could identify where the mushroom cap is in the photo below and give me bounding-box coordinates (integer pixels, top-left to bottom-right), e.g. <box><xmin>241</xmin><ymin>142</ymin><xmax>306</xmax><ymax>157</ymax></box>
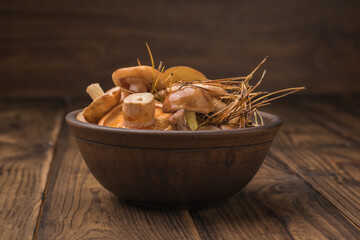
<box><xmin>112</xmin><ymin>66</ymin><xmax>166</xmax><ymax>91</ymax></box>
<box><xmin>98</xmin><ymin>104</ymin><xmax>123</xmax><ymax>128</ymax></box>
<box><xmin>167</xmin><ymin>109</ymin><xmax>190</xmax><ymax>131</ymax></box>
<box><xmin>156</xmin><ymin>83</ymin><xmax>227</xmax><ymax>101</ymax></box>
<box><xmin>191</xmin><ymin>84</ymin><xmax>227</xmax><ymax>97</ymax></box>
<box><xmin>82</xmin><ymin>86</ymin><xmax>121</xmax><ymax>123</ymax></box>
<box><xmin>162</xmin><ymin>87</ymin><xmax>215</xmax><ymax>113</ymax></box>
<box><xmin>162</xmin><ymin>66</ymin><xmax>206</xmax><ymax>83</ymax></box>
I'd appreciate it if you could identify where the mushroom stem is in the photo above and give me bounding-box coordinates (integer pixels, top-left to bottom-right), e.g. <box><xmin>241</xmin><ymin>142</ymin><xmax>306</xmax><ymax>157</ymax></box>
<box><xmin>129</xmin><ymin>82</ymin><xmax>148</xmax><ymax>93</ymax></box>
<box><xmin>120</xmin><ymin>90</ymin><xmax>130</xmax><ymax>102</ymax></box>
<box><xmin>184</xmin><ymin>111</ymin><xmax>198</xmax><ymax>130</ymax></box>
<box><xmin>86</xmin><ymin>83</ymin><xmax>105</xmax><ymax>100</ymax></box>
<box><xmin>123</xmin><ymin>93</ymin><xmax>156</xmax><ymax>128</ymax></box>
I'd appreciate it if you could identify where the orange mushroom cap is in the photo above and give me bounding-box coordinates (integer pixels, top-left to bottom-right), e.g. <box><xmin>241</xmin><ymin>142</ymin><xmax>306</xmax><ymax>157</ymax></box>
<box><xmin>82</xmin><ymin>86</ymin><xmax>121</xmax><ymax>123</ymax></box>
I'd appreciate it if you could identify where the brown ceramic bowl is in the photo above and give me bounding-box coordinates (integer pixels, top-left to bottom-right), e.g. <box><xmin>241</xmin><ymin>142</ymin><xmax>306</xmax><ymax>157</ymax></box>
<box><xmin>66</xmin><ymin>110</ymin><xmax>282</xmax><ymax>209</ymax></box>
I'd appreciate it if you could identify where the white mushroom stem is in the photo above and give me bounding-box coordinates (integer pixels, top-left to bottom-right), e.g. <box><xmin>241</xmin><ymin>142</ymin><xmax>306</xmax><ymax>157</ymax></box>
<box><xmin>86</xmin><ymin>83</ymin><xmax>105</xmax><ymax>100</ymax></box>
<box><xmin>123</xmin><ymin>93</ymin><xmax>155</xmax><ymax>128</ymax></box>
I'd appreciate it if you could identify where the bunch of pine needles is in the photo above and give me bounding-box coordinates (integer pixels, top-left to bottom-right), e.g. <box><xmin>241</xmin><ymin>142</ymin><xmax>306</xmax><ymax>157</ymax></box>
<box><xmin>172</xmin><ymin>57</ymin><xmax>305</xmax><ymax>128</ymax></box>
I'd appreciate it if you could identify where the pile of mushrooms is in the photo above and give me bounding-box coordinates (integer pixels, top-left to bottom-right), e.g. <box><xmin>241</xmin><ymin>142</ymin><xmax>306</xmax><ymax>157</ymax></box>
<box><xmin>77</xmin><ymin>65</ymin><xmax>230</xmax><ymax>131</ymax></box>
<box><xmin>77</xmin><ymin>60</ymin><xmax>304</xmax><ymax>130</ymax></box>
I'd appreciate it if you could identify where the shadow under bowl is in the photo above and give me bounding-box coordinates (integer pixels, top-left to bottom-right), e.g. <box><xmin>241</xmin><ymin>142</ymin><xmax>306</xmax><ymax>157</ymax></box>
<box><xmin>66</xmin><ymin>110</ymin><xmax>282</xmax><ymax>209</ymax></box>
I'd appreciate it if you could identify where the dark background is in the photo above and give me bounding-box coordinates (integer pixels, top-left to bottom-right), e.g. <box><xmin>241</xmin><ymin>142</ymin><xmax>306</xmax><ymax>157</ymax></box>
<box><xmin>1</xmin><ymin>0</ymin><xmax>359</xmax><ymax>98</ymax></box>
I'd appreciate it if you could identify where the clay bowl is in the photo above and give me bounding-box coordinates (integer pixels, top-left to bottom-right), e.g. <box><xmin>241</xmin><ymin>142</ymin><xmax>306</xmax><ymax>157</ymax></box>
<box><xmin>66</xmin><ymin>110</ymin><xmax>282</xmax><ymax>209</ymax></box>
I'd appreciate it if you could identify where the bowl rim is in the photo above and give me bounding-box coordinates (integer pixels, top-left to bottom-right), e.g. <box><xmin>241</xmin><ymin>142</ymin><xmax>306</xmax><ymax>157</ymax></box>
<box><xmin>66</xmin><ymin>109</ymin><xmax>283</xmax><ymax>136</ymax></box>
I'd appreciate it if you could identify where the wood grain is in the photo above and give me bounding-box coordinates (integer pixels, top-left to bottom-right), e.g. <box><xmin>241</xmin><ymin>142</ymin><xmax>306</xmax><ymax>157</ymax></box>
<box><xmin>0</xmin><ymin>100</ymin><xmax>64</xmax><ymax>239</ymax></box>
<box><xmin>267</xmin><ymin>96</ymin><xmax>360</xmax><ymax>227</ymax></box>
<box><xmin>1</xmin><ymin>0</ymin><xmax>360</xmax><ymax>97</ymax></box>
<box><xmin>295</xmin><ymin>95</ymin><xmax>360</xmax><ymax>143</ymax></box>
<box><xmin>36</xmin><ymin>116</ymin><xmax>202</xmax><ymax>239</ymax></box>
<box><xmin>190</xmin><ymin>154</ymin><xmax>360</xmax><ymax>240</ymax></box>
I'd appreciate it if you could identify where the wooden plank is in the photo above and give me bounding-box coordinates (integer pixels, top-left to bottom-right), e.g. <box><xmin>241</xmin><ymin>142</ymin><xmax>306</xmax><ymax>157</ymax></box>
<box><xmin>1</xmin><ymin>0</ymin><xmax>360</xmax><ymax>97</ymax></box>
<box><xmin>294</xmin><ymin>95</ymin><xmax>360</xmax><ymax>143</ymax></box>
<box><xmin>0</xmin><ymin>99</ymin><xmax>64</xmax><ymax>239</ymax></box>
<box><xmin>267</xmin><ymin>96</ymin><xmax>360</xmax><ymax>227</ymax></box>
<box><xmin>36</xmin><ymin>114</ymin><xmax>202</xmax><ymax>239</ymax></box>
<box><xmin>189</xmin><ymin>154</ymin><xmax>360</xmax><ymax>239</ymax></box>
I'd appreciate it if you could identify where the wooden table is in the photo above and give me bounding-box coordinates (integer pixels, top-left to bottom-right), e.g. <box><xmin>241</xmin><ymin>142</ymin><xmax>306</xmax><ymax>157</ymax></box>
<box><xmin>0</xmin><ymin>95</ymin><xmax>359</xmax><ymax>239</ymax></box>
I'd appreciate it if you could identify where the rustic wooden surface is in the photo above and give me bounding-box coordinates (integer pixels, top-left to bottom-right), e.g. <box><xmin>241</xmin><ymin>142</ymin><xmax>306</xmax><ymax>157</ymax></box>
<box><xmin>0</xmin><ymin>100</ymin><xmax>64</xmax><ymax>239</ymax></box>
<box><xmin>0</xmin><ymin>95</ymin><xmax>359</xmax><ymax>239</ymax></box>
<box><xmin>1</xmin><ymin>0</ymin><xmax>360</xmax><ymax>97</ymax></box>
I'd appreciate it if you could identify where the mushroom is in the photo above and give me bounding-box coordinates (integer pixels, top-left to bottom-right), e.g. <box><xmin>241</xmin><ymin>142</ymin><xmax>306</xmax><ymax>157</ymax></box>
<box><xmin>153</xmin><ymin>102</ymin><xmax>172</xmax><ymax>130</ymax></box>
<box><xmin>99</xmin><ymin>94</ymin><xmax>171</xmax><ymax>130</ymax></box>
<box><xmin>123</xmin><ymin>93</ymin><xmax>156</xmax><ymax>128</ymax></box>
<box><xmin>209</xmin><ymin>98</ymin><xmax>241</xmax><ymax>124</ymax></box>
<box><xmin>161</xmin><ymin>66</ymin><xmax>206</xmax><ymax>83</ymax></box>
<box><xmin>167</xmin><ymin>109</ymin><xmax>190</xmax><ymax>131</ymax></box>
<box><xmin>98</xmin><ymin>104</ymin><xmax>123</xmax><ymax>128</ymax></box>
<box><xmin>211</xmin><ymin>97</ymin><xmax>227</xmax><ymax>113</ymax></box>
<box><xmin>192</xmin><ymin>84</ymin><xmax>227</xmax><ymax>97</ymax></box>
<box><xmin>220</xmin><ymin>124</ymin><xmax>237</xmax><ymax>130</ymax></box>
<box><xmin>162</xmin><ymin>87</ymin><xmax>215</xmax><ymax>131</ymax></box>
<box><xmin>82</xmin><ymin>84</ymin><xmax>121</xmax><ymax>123</ymax></box>
<box><xmin>155</xmin><ymin>83</ymin><xmax>227</xmax><ymax>101</ymax></box>
<box><xmin>76</xmin><ymin>111</ymin><xmax>89</xmax><ymax>123</ymax></box>
<box><xmin>162</xmin><ymin>87</ymin><xmax>214</xmax><ymax>114</ymax></box>
<box><xmin>112</xmin><ymin>66</ymin><xmax>167</xmax><ymax>100</ymax></box>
